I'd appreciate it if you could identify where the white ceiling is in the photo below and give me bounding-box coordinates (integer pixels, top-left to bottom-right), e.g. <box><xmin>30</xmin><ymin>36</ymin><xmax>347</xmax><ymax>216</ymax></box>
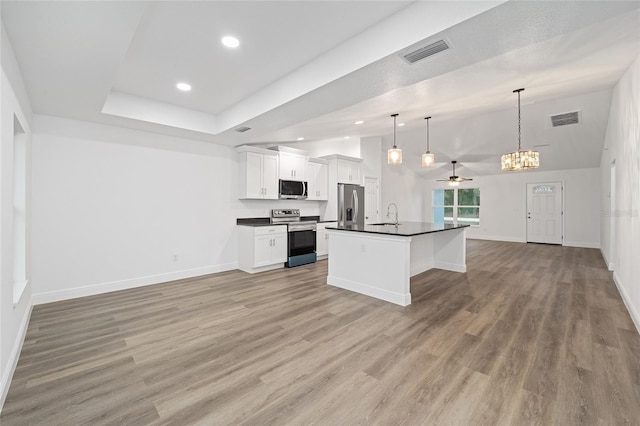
<box><xmin>2</xmin><ymin>1</ymin><xmax>639</xmax><ymax>176</ymax></box>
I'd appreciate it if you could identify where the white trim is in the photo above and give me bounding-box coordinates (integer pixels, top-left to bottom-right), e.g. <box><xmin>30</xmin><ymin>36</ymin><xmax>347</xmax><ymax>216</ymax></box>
<box><xmin>613</xmin><ymin>271</ymin><xmax>640</xmax><ymax>335</ymax></box>
<box><xmin>433</xmin><ymin>261</ymin><xmax>467</xmax><ymax>273</ymax></box>
<box><xmin>467</xmin><ymin>235</ymin><xmax>526</xmax><ymax>243</ymax></box>
<box><xmin>32</xmin><ymin>263</ymin><xmax>237</xmax><ymax>305</ymax></box>
<box><xmin>238</xmin><ymin>263</ymin><xmax>285</xmax><ymax>274</ymax></box>
<box><xmin>563</xmin><ymin>241</ymin><xmax>600</xmax><ymax>249</ymax></box>
<box><xmin>600</xmin><ymin>247</ymin><xmax>615</xmax><ymax>271</ymax></box>
<box><xmin>0</xmin><ymin>302</ymin><xmax>33</xmax><ymax>413</ymax></box>
<box><xmin>327</xmin><ymin>276</ymin><xmax>411</xmax><ymax>306</ymax></box>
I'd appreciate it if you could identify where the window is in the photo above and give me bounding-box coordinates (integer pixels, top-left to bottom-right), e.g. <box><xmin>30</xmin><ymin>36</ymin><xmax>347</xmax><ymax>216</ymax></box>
<box><xmin>433</xmin><ymin>188</ymin><xmax>480</xmax><ymax>226</ymax></box>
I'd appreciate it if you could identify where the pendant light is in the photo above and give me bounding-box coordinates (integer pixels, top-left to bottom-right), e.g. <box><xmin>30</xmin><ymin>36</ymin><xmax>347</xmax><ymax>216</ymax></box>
<box><xmin>501</xmin><ymin>88</ymin><xmax>539</xmax><ymax>171</ymax></box>
<box><xmin>421</xmin><ymin>116</ymin><xmax>435</xmax><ymax>167</ymax></box>
<box><xmin>387</xmin><ymin>113</ymin><xmax>402</xmax><ymax>165</ymax></box>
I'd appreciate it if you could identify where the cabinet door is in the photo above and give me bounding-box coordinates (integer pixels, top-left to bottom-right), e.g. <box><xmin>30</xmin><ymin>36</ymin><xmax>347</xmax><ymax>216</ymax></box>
<box><xmin>306</xmin><ymin>162</ymin><xmax>320</xmax><ymax>200</ymax></box>
<box><xmin>262</xmin><ymin>155</ymin><xmax>279</xmax><ymax>199</ymax></box>
<box><xmin>349</xmin><ymin>162</ymin><xmax>361</xmax><ymax>185</ymax></box>
<box><xmin>279</xmin><ymin>152</ymin><xmax>306</xmax><ymax>181</ymax></box>
<box><xmin>254</xmin><ymin>235</ymin><xmax>274</xmax><ymax>267</ymax></box>
<box><xmin>245</xmin><ymin>152</ymin><xmax>264</xmax><ymax>198</ymax></box>
<box><xmin>337</xmin><ymin>159</ymin><xmax>351</xmax><ymax>183</ymax></box>
<box><xmin>316</xmin><ymin>163</ymin><xmax>328</xmax><ymax>200</ymax></box>
<box><xmin>271</xmin><ymin>234</ymin><xmax>288</xmax><ymax>263</ymax></box>
<box><xmin>316</xmin><ymin>228</ymin><xmax>327</xmax><ymax>256</ymax></box>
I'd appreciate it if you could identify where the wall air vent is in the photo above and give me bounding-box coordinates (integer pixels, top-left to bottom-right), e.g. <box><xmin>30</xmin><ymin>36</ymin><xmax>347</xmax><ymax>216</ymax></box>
<box><xmin>234</xmin><ymin>126</ymin><xmax>252</xmax><ymax>133</ymax></box>
<box><xmin>550</xmin><ymin>111</ymin><xmax>580</xmax><ymax>127</ymax></box>
<box><xmin>402</xmin><ymin>40</ymin><xmax>449</xmax><ymax>64</ymax></box>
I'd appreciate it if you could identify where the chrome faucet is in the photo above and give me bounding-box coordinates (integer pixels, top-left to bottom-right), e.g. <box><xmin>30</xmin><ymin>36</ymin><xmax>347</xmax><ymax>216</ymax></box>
<box><xmin>387</xmin><ymin>203</ymin><xmax>399</xmax><ymax>225</ymax></box>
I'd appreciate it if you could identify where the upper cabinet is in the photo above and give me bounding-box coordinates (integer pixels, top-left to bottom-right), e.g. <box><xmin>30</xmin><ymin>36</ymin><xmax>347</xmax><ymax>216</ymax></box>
<box><xmin>307</xmin><ymin>159</ymin><xmax>328</xmax><ymax>201</ymax></box>
<box><xmin>237</xmin><ymin>146</ymin><xmax>278</xmax><ymax>199</ymax></box>
<box><xmin>336</xmin><ymin>158</ymin><xmax>361</xmax><ymax>184</ymax></box>
<box><xmin>278</xmin><ymin>151</ymin><xmax>307</xmax><ymax>181</ymax></box>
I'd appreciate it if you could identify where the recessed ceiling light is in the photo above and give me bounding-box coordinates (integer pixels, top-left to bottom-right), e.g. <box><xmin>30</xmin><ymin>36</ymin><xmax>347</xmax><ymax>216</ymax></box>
<box><xmin>176</xmin><ymin>82</ymin><xmax>191</xmax><ymax>91</ymax></box>
<box><xmin>354</xmin><ymin>120</ymin><xmax>364</xmax><ymax>125</ymax></box>
<box><xmin>344</xmin><ymin>136</ymin><xmax>351</xmax><ymax>139</ymax></box>
<box><xmin>222</xmin><ymin>36</ymin><xmax>240</xmax><ymax>48</ymax></box>
<box><xmin>297</xmin><ymin>137</ymin><xmax>304</xmax><ymax>141</ymax></box>
<box><xmin>398</xmin><ymin>122</ymin><xmax>405</xmax><ymax>126</ymax></box>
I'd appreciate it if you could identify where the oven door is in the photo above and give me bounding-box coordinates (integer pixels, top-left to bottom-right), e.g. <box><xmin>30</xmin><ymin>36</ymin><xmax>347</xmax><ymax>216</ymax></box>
<box><xmin>286</xmin><ymin>224</ymin><xmax>317</xmax><ymax>267</ymax></box>
<box><xmin>288</xmin><ymin>229</ymin><xmax>316</xmax><ymax>257</ymax></box>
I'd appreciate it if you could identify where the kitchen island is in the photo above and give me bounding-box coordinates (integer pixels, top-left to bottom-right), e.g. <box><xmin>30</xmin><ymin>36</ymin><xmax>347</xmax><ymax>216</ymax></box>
<box><xmin>325</xmin><ymin>222</ymin><xmax>469</xmax><ymax>306</ymax></box>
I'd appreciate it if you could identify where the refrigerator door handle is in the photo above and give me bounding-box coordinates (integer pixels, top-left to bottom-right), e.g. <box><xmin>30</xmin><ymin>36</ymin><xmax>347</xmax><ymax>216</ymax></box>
<box><xmin>353</xmin><ymin>189</ymin><xmax>359</xmax><ymax>225</ymax></box>
<box><xmin>338</xmin><ymin>184</ymin><xmax>344</xmax><ymax>225</ymax></box>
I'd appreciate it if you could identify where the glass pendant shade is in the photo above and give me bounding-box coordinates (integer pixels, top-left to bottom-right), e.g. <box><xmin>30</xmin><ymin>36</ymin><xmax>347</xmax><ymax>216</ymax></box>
<box><xmin>421</xmin><ymin>116</ymin><xmax>435</xmax><ymax>168</ymax></box>
<box><xmin>388</xmin><ymin>147</ymin><xmax>402</xmax><ymax>165</ymax></box>
<box><xmin>388</xmin><ymin>113</ymin><xmax>402</xmax><ymax>165</ymax></box>
<box><xmin>422</xmin><ymin>152</ymin><xmax>435</xmax><ymax>167</ymax></box>
<box><xmin>502</xmin><ymin>88</ymin><xmax>539</xmax><ymax>171</ymax></box>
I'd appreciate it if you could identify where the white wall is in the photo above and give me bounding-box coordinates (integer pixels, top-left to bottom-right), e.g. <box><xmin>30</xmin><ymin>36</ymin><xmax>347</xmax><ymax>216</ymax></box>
<box><xmin>0</xmin><ymin>21</ymin><xmax>33</xmax><ymax>411</ymax></box>
<box><xmin>420</xmin><ymin>168</ymin><xmax>601</xmax><ymax>247</ymax></box>
<box><xmin>30</xmin><ymin>115</ymin><xmax>329</xmax><ymax>304</ymax></box>
<box><xmin>600</xmin><ymin>54</ymin><xmax>640</xmax><ymax>332</ymax></box>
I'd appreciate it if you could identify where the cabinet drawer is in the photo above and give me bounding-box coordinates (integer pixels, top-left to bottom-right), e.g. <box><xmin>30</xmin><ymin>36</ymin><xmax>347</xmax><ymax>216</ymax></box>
<box><xmin>254</xmin><ymin>225</ymin><xmax>287</xmax><ymax>236</ymax></box>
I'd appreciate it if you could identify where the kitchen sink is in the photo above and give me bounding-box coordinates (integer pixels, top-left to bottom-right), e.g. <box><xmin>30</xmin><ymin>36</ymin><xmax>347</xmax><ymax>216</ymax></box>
<box><xmin>370</xmin><ymin>222</ymin><xmax>401</xmax><ymax>226</ymax></box>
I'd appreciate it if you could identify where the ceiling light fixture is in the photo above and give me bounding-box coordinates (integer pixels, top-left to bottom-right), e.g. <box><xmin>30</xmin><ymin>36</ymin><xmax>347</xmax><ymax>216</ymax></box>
<box><xmin>354</xmin><ymin>120</ymin><xmax>364</xmax><ymax>125</ymax></box>
<box><xmin>398</xmin><ymin>122</ymin><xmax>405</xmax><ymax>127</ymax></box>
<box><xmin>388</xmin><ymin>113</ymin><xmax>402</xmax><ymax>165</ymax></box>
<box><xmin>501</xmin><ymin>88</ymin><xmax>539</xmax><ymax>171</ymax></box>
<box><xmin>421</xmin><ymin>116</ymin><xmax>435</xmax><ymax>167</ymax></box>
<box><xmin>176</xmin><ymin>82</ymin><xmax>191</xmax><ymax>91</ymax></box>
<box><xmin>297</xmin><ymin>137</ymin><xmax>304</xmax><ymax>141</ymax></box>
<box><xmin>221</xmin><ymin>36</ymin><xmax>240</xmax><ymax>48</ymax></box>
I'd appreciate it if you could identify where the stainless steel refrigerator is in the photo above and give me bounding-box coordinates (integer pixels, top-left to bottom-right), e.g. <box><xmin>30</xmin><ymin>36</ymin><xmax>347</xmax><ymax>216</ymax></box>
<box><xmin>337</xmin><ymin>183</ymin><xmax>365</xmax><ymax>227</ymax></box>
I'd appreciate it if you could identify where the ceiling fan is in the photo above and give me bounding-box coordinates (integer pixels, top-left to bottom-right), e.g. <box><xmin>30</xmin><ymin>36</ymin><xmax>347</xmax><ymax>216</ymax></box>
<box><xmin>436</xmin><ymin>161</ymin><xmax>473</xmax><ymax>187</ymax></box>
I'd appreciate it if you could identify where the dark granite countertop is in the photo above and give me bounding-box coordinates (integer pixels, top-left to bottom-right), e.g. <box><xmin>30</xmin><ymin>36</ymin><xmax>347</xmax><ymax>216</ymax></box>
<box><xmin>325</xmin><ymin>221</ymin><xmax>469</xmax><ymax>237</ymax></box>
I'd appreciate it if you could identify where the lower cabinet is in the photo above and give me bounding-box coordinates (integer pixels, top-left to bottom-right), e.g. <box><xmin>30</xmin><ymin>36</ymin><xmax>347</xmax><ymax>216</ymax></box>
<box><xmin>238</xmin><ymin>225</ymin><xmax>287</xmax><ymax>273</ymax></box>
<box><xmin>316</xmin><ymin>222</ymin><xmax>336</xmax><ymax>258</ymax></box>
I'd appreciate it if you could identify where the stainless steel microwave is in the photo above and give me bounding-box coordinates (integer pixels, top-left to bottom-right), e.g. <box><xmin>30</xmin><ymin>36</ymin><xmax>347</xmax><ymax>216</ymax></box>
<box><xmin>279</xmin><ymin>179</ymin><xmax>308</xmax><ymax>199</ymax></box>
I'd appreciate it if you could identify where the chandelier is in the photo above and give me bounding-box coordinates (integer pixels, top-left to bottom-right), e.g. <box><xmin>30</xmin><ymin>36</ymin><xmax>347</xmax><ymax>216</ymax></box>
<box><xmin>421</xmin><ymin>116</ymin><xmax>435</xmax><ymax>167</ymax></box>
<box><xmin>501</xmin><ymin>88</ymin><xmax>539</xmax><ymax>171</ymax></box>
<box><xmin>388</xmin><ymin>113</ymin><xmax>402</xmax><ymax>165</ymax></box>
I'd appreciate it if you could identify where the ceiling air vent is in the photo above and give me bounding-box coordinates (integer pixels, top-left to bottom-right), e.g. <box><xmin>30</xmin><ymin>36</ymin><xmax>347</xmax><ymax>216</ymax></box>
<box><xmin>234</xmin><ymin>126</ymin><xmax>251</xmax><ymax>133</ymax></box>
<box><xmin>402</xmin><ymin>40</ymin><xmax>449</xmax><ymax>64</ymax></box>
<box><xmin>550</xmin><ymin>111</ymin><xmax>580</xmax><ymax>127</ymax></box>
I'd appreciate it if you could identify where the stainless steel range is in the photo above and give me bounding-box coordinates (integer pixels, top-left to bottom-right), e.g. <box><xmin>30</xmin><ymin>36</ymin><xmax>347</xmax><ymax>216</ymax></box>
<box><xmin>271</xmin><ymin>209</ymin><xmax>317</xmax><ymax>267</ymax></box>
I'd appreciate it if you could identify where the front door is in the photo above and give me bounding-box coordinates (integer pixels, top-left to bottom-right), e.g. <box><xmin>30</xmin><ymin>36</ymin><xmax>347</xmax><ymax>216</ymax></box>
<box><xmin>526</xmin><ymin>182</ymin><xmax>563</xmax><ymax>244</ymax></box>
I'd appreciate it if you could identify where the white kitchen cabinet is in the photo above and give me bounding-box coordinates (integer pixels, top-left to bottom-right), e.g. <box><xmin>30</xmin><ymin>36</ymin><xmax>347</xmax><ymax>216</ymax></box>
<box><xmin>306</xmin><ymin>160</ymin><xmax>328</xmax><ymax>201</ymax></box>
<box><xmin>319</xmin><ymin>154</ymin><xmax>364</xmax><ymax>221</ymax></box>
<box><xmin>278</xmin><ymin>151</ymin><xmax>307</xmax><ymax>181</ymax></box>
<box><xmin>237</xmin><ymin>225</ymin><xmax>287</xmax><ymax>273</ymax></box>
<box><xmin>237</xmin><ymin>146</ymin><xmax>278</xmax><ymax>199</ymax></box>
<box><xmin>337</xmin><ymin>159</ymin><xmax>361</xmax><ymax>184</ymax></box>
<box><xmin>316</xmin><ymin>222</ymin><xmax>336</xmax><ymax>258</ymax></box>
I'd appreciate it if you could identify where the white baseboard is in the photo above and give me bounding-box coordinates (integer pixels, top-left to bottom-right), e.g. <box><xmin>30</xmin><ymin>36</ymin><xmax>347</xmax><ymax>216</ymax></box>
<box><xmin>613</xmin><ymin>271</ymin><xmax>640</xmax><ymax>336</ymax></box>
<box><xmin>32</xmin><ymin>262</ymin><xmax>237</xmax><ymax>305</ymax></box>
<box><xmin>600</xmin><ymin>247</ymin><xmax>615</xmax><ymax>271</ymax></box>
<box><xmin>434</xmin><ymin>261</ymin><xmax>467</xmax><ymax>273</ymax></box>
<box><xmin>327</xmin><ymin>276</ymin><xmax>411</xmax><ymax>306</ymax></box>
<box><xmin>563</xmin><ymin>241</ymin><xmax>600</xmax><ymax>249</ymax></box>
<box><xmin>467</xmin><ymin>235</ymin><xmax>526</xmax><ymax>243</ymax></box>
<box><xmin>0</xmin><ymin>301</ymin><xmax>33</xmax><ymax>414</ymax></box>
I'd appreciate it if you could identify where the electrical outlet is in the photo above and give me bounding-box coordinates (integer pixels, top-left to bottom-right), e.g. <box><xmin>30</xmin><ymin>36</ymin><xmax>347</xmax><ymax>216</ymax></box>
<box><xmin>172</xmin><ymin>254</ymin><xmax>179</xmax><ymax>261</ymax></box>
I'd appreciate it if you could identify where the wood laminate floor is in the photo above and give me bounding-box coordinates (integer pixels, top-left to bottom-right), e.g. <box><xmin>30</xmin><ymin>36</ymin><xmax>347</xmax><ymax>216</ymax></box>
<box><xmin>2</xmin><ymin>240</ymin><xmax>639</xmax><ymax>425</ymax></box>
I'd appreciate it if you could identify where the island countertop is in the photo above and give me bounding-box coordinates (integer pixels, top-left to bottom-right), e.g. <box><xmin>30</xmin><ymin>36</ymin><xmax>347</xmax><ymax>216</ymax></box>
<box><xmin>325</xmin><ymin>221</ymin><xmax>469</xmax><ymax>237</ymax></box>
